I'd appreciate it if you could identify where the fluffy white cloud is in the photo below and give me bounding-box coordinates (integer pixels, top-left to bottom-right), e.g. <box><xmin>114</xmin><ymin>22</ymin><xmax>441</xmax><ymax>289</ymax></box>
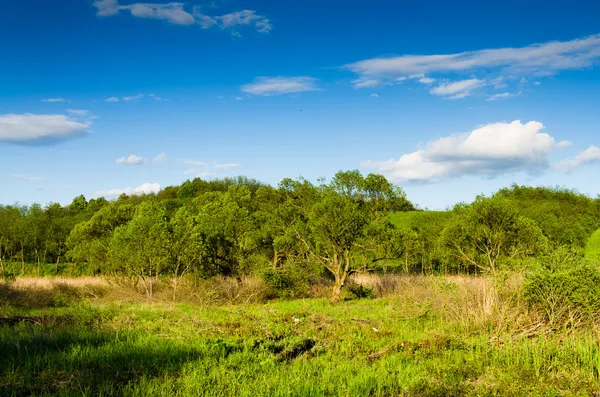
<box><xmin>123</xmin><ymin>93</ymin><xmax>144</xmax><ymax>101</ymax></box>
<box><xmin>152</xmin><ymin>152</ymin><xmax>168</xmax><ymax>163</ymax></box>
<box><xmin>241</xmin><ymin>76</ymin><xmax>319</xmax><ymax>96</ymax></box>
<box><xmin>95</xmin><ymin>182</ymin><xmax>161</xmax><ymax>198</ymax></box>
<box><xmin>116</xmin><ymin>154</ymin><xmax>144</xmax><ymax>165</ymax></box>
<box><xmin>67</xmin><ymin>109</ymin><xmax>90</xmax><ymax>116</ymax></box>
<box><xmin>346</xmin><ymin>34</ymin><xmax>600</xmax><ymax>77</ymax></box>
<box><xmin>362</xmin><ymin>120</ymin><xmax>561</xmax><ymax>183</ymax></box>
<box><xmin>13</xmin><ymin>174</ymin><xmax>43</xmax><ymax>181</ymax></box>
<box><xmin>106</xmin><ymin>97</ymin><xmax>119</xmax><ymax>102</ymax></box>
<box><xmin>555</xmin><ymin>146</ymin><xmax>600</xmax><ymax>173</ymax></box>
<box><xmin>0</xmin><ymin>114</ymin><xmax>91</xmax><ymax>144</ymax></box>
<box><xmin>41</xmin><ymin>98</ymin><xmax>67</xmax><ymax>103</ymax></box>
<box><xmin>430</xmin><ymin>79</ymin><xmax>485</xmax><ymax>99</ymax></box>
<box><xmin>369</xmin><ymin>93</ymin><xmax>379</xmax><ymax>98</ymax></box>
<box><xmin>235</xmin><ymin>97</ymin><xmax>244</xmax><ymax>101</ymax></box>
<box><xmin>93</xmin><ymin>1</ymin><xmax>272</xmax><ymax>33</ymax></box>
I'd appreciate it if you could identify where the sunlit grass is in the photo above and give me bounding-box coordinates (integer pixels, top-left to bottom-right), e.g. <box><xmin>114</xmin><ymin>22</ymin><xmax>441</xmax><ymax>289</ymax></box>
<box><xmin>1</xmin><ymin>276</ymin><xmax>600</xmax><ymax>396</ymax></box>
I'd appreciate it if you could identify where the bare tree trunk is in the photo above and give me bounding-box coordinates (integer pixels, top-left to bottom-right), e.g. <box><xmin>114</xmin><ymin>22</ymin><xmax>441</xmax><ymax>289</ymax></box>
<box><xmin>20</xmin><ymin>248</ymin><xmax>24</xmax><ymax>274</ymax></box>
<box><xmin>55</xmin><ymin>255</ymin><xmax>60</xmax><ymax>275</ymax></box>
<box><xmin>272</xmin><ymin>250</ymin><xmax>279</xmax><ymax>270</ymax></box>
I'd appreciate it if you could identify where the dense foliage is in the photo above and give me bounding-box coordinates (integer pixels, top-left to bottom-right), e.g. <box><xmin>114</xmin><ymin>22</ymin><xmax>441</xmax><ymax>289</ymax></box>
<box><xmin>2</xmin><ymin>175</ymin><xmax>600</xmax><ymax>300</ymax></box>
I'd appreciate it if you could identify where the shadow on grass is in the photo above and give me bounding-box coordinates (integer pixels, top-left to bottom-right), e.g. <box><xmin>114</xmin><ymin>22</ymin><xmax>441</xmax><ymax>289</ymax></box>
<box><xmin>0</xmin><ymin>317</ymin><xmax>245</xmax><ymax>396</ymax></box>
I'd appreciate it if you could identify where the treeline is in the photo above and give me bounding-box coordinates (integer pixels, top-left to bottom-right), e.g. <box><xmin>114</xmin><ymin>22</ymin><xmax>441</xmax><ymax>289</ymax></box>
<box><xmin>1</xmin><ymin>172</ymin><xmax>599</xmax><ymax>301</ymax></box>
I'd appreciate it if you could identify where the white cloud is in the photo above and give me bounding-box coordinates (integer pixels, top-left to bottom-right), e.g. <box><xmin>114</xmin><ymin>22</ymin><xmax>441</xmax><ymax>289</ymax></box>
<box><xmin>235</xmin><ymin>96</ymin><xmax>244</xmax><ymax>101</ymax></box>
<box><xmin>41</xmin><ymin>98</ymin><xmax>68</xmax><ymax>103</ymax></box>
<box><xmin>352</xmin><ymin>79</ymin><xmax>382</xmax><ymax>89</ymax></box>
<box><xmin>362</xmin><ymin>120</ymin><xmax>560</xmax><ymax>183</ymax></box>
<box><xmin>152</xmin><ymin>152</ymin><xmax>168</xmax><ymax>163</ymax></box>
<box><xmin>346</xmin><ymin>34</ymin><xmax>600</xmax><ymax>77</ymax></box>
<box><xmin>215</xmin><ymin>9</ymin><xmax>272</xmax><ymax>34</ymax></box>
<box><xmin>116</xmin><ymin>154</ymin><xmax>145</xmax><ymax>165</ymax></box>
<box><xmin>95</xmin><ymin>182</ymin><xmax>161</xmax><ymax>198</ymax></box>
<box><xmin>555</xmin><ymin>146</ymin><xmax>600</xmax><ymax>173</ymax></box>
<box><xmin>534</xmin><ymin>81</ymin><xmax>541</xmax><ymax>85</ymax></box>
<box><xmin>121</xmin><ymin>3</ymin><xmax>196</xmax><ymax>25</ymax></box>
<box><xmin>487</xmin><ymin>91</ymin><xmax>521</xmax><ymax>101</ymax></box>
<box><xmin>67</xmin><ymin>109</ymin><xmax>90</xmax><ymax>116</ymax></box>
<box><xmin>556</xmin><ymin>140</ymin><xmax>573</xmax><ymax>148</ymax></box>
<box><xmin>93</xmin><ymin>1</ymin><xmax>271</xmax><ymax>33</ymax></box>
<box><xmin>93</xmin><ymin>0</ymin><xmax>119</xmax><ymax>16</ymax></box>
<box><xmin>0</xmin><ymin>114</ymin><xmax>91</xmax><ymax>144</ymax></box>
<box><xmin>13</xmin><ymin>174</ymin><xmax>43</xmax><ymax>181</ymax></box>
<box><xmin>148</xmin><ymin>93</ymin><xmax>163</xmax><ymax>100</ymax></box>
<box><xmin>418</xmin><ymin>77</ymin><xmax>436</xmax><ymax>84</ymax></box>
<box><xmin>123</xmin><ymin>93</ymin><xmax>144</xmax><ymax>101</ymax></box>
<box><xmin>430</xmin><ymin>79</ymin><xmax>485</xmax><ymax>99</ymax></box>
<box><xmin>491</xmin><ymin>76</ymin><xmax>507</xmax><ymax>88</ymax></box>
<box><xmin>369</xmin><ymin>93</ymin><xmax>379</xmax><ymax>98</ymax></box>
<box><xmin>241</xmin><ymin>76</ymin><xmax>319</xmax><ymax>96</ymax></box>
<box><xmin>213</xmin><ymin>163</ymin><xmax>240</xmax><ymax>169</ymax></box>
<box><xmin>106</xmin><ymin>97</ymin><xmax>120</xmax><ymax>102</ymax></box>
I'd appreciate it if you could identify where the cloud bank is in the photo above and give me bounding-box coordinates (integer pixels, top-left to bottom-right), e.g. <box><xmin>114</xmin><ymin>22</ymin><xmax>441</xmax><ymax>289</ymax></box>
<box><xmin>362</xmin><ymin>120</ymin><xmax>572</xmax><ymax>183</ymax></box>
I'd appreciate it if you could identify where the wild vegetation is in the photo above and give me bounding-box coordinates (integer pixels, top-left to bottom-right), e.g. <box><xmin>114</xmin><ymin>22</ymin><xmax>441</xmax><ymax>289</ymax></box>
<box><xmin>2</xmin><ymin>171</ymin><xmax>600</xmax><ymax>395</ymax></box>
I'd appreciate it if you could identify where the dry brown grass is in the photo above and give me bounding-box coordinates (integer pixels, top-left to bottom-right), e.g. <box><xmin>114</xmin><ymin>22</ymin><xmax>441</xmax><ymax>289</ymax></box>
<box><xmin>351</xmin><ymin>272</ymin><xmax>546</xmax><ymax>338</ymax></box>
<box><xmin>11</xmin><ymin>276</ymin><xmax>107</xmax><ymax>290</ymax></box>
<box><xmin>1</xmin><ymin>273</ymin><xmax>546</xmax><ymax>338</ymax></box>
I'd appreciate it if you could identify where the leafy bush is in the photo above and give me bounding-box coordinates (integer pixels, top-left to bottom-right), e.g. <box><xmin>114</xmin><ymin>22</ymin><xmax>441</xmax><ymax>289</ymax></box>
<box><xmin>261</xmin><ymin>268</ymin><xmax>309</xmax><ymax>298</ymax></box>
<box><xmin>345</xmin><ymin>281</ymin><xmax>375</xmax><ymax>299</ymax></box>
<box><xmin>524</xmin><ymin>248</ymin><xmax>600</xmax><ymax>325</ymax></box>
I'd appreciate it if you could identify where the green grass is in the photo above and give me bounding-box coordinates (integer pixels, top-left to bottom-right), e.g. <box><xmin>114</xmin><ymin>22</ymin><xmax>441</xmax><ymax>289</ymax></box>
<box><xmin>389</xmin><ymin>211</ymin><xmax>431</xmax><ymax>229</ymax></box>
<box><xmin>2</xmin><ymin>280</ymin><xmax>600</xmax><ymax>396</ymax></box>
<box><xmin>585</xmin><ymin>228</ymin><xmax>600</xmax><ymax>262</ymax></box>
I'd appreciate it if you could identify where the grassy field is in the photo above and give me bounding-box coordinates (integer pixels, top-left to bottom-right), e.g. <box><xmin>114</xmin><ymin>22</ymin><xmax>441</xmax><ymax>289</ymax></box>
<box><xmin>2</xmin><ymin>275</ymin><xmax>600</xmax><ymax>396</ymax></box>
<box><xmin>586</xmin><ymin>229</ymin><xmax>600</xmax><ymax>262</ymax></box>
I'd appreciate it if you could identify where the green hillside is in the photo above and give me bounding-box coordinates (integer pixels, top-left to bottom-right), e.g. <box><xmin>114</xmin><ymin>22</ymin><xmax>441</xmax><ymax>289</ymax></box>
<box><xmin>585</xmin><ymin>229</ymin><xmax>600</xmax><ymax>262</ymax></box>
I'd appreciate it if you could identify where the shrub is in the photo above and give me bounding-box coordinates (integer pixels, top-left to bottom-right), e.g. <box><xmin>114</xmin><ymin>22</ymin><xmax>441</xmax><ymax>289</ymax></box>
<box><xmin>524</xmin><ymin>248</ymin><xmax>600</xmax><ymax>326</ymax></box>
<box><xmin>261</xmin><ymin>268</ymin><xmax>308</xmax><ymax>299</ymax></box>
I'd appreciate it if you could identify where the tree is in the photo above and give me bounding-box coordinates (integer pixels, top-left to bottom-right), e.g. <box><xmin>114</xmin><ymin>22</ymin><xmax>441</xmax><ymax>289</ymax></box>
<box><xmin>440</xmin><ymin>196</ymin><xmax>548</xmax><ymax>273</ymax></box>
<box><xmin>285</xmin><ymin>171</ymin><xmax>412</xmax><ymax>302</ymax></box>
<box><xmin>169</xmin><ymin>206</ymin><xmax>205</xmax><ymax>298</ymax></box>
<box><xmin>109</xmin><ymin>201</ymin><xmax>171</xmax><ymax>297</ymax></box>
<box><xmin>193</xmin><ymin>187</ymin><xmax>259</xmax><ymax>277</ymax></box>
<box><xmin>66</xmin><ymin>204</ymin><xmax>135</xmax><ymax>272</ymax></box>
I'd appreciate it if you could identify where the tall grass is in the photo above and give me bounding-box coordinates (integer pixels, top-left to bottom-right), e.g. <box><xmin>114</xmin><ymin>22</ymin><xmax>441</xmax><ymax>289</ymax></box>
<box><xmin>1</xmin><ymin>274</ymin><xmax>600</xmax><ymax>396</ymax></box>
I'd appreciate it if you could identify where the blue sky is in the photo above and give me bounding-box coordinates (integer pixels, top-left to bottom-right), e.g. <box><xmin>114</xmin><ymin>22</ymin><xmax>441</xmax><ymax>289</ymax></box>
<box><xmin>1</xmin><ymin>0</ymin><xmax>599</xmax><ymax>209</ymax></box>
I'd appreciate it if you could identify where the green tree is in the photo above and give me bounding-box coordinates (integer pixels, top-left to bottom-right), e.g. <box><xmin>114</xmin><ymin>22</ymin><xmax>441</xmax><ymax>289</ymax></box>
<box><xmin>109</xmin><ymin>201</ymin><xmax>171</xmax><ymax>297</ymax></box>
<box><xmin>441</xmin><ymin>196</ymin><xmax>548</xmax><ymax>273</ymax></box>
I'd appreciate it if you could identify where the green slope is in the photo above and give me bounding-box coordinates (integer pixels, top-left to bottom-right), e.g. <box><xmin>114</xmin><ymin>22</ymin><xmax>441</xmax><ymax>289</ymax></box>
<box><xmin>585</xmin><ymin>229</ymin><xmax>600</xmax><ymax>262</ymax></box>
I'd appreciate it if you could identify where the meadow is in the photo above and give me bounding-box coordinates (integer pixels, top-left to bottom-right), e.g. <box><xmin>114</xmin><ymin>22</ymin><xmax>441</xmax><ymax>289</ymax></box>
<box><xmin>3</xmin><ymin>175</ymin><xmax>600</xmax><ymax>395</ymax></box>
<box><xmin>2</xmin><ymin>273</ymin><xmax>600</xmax><ymax>397</ymax></box>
